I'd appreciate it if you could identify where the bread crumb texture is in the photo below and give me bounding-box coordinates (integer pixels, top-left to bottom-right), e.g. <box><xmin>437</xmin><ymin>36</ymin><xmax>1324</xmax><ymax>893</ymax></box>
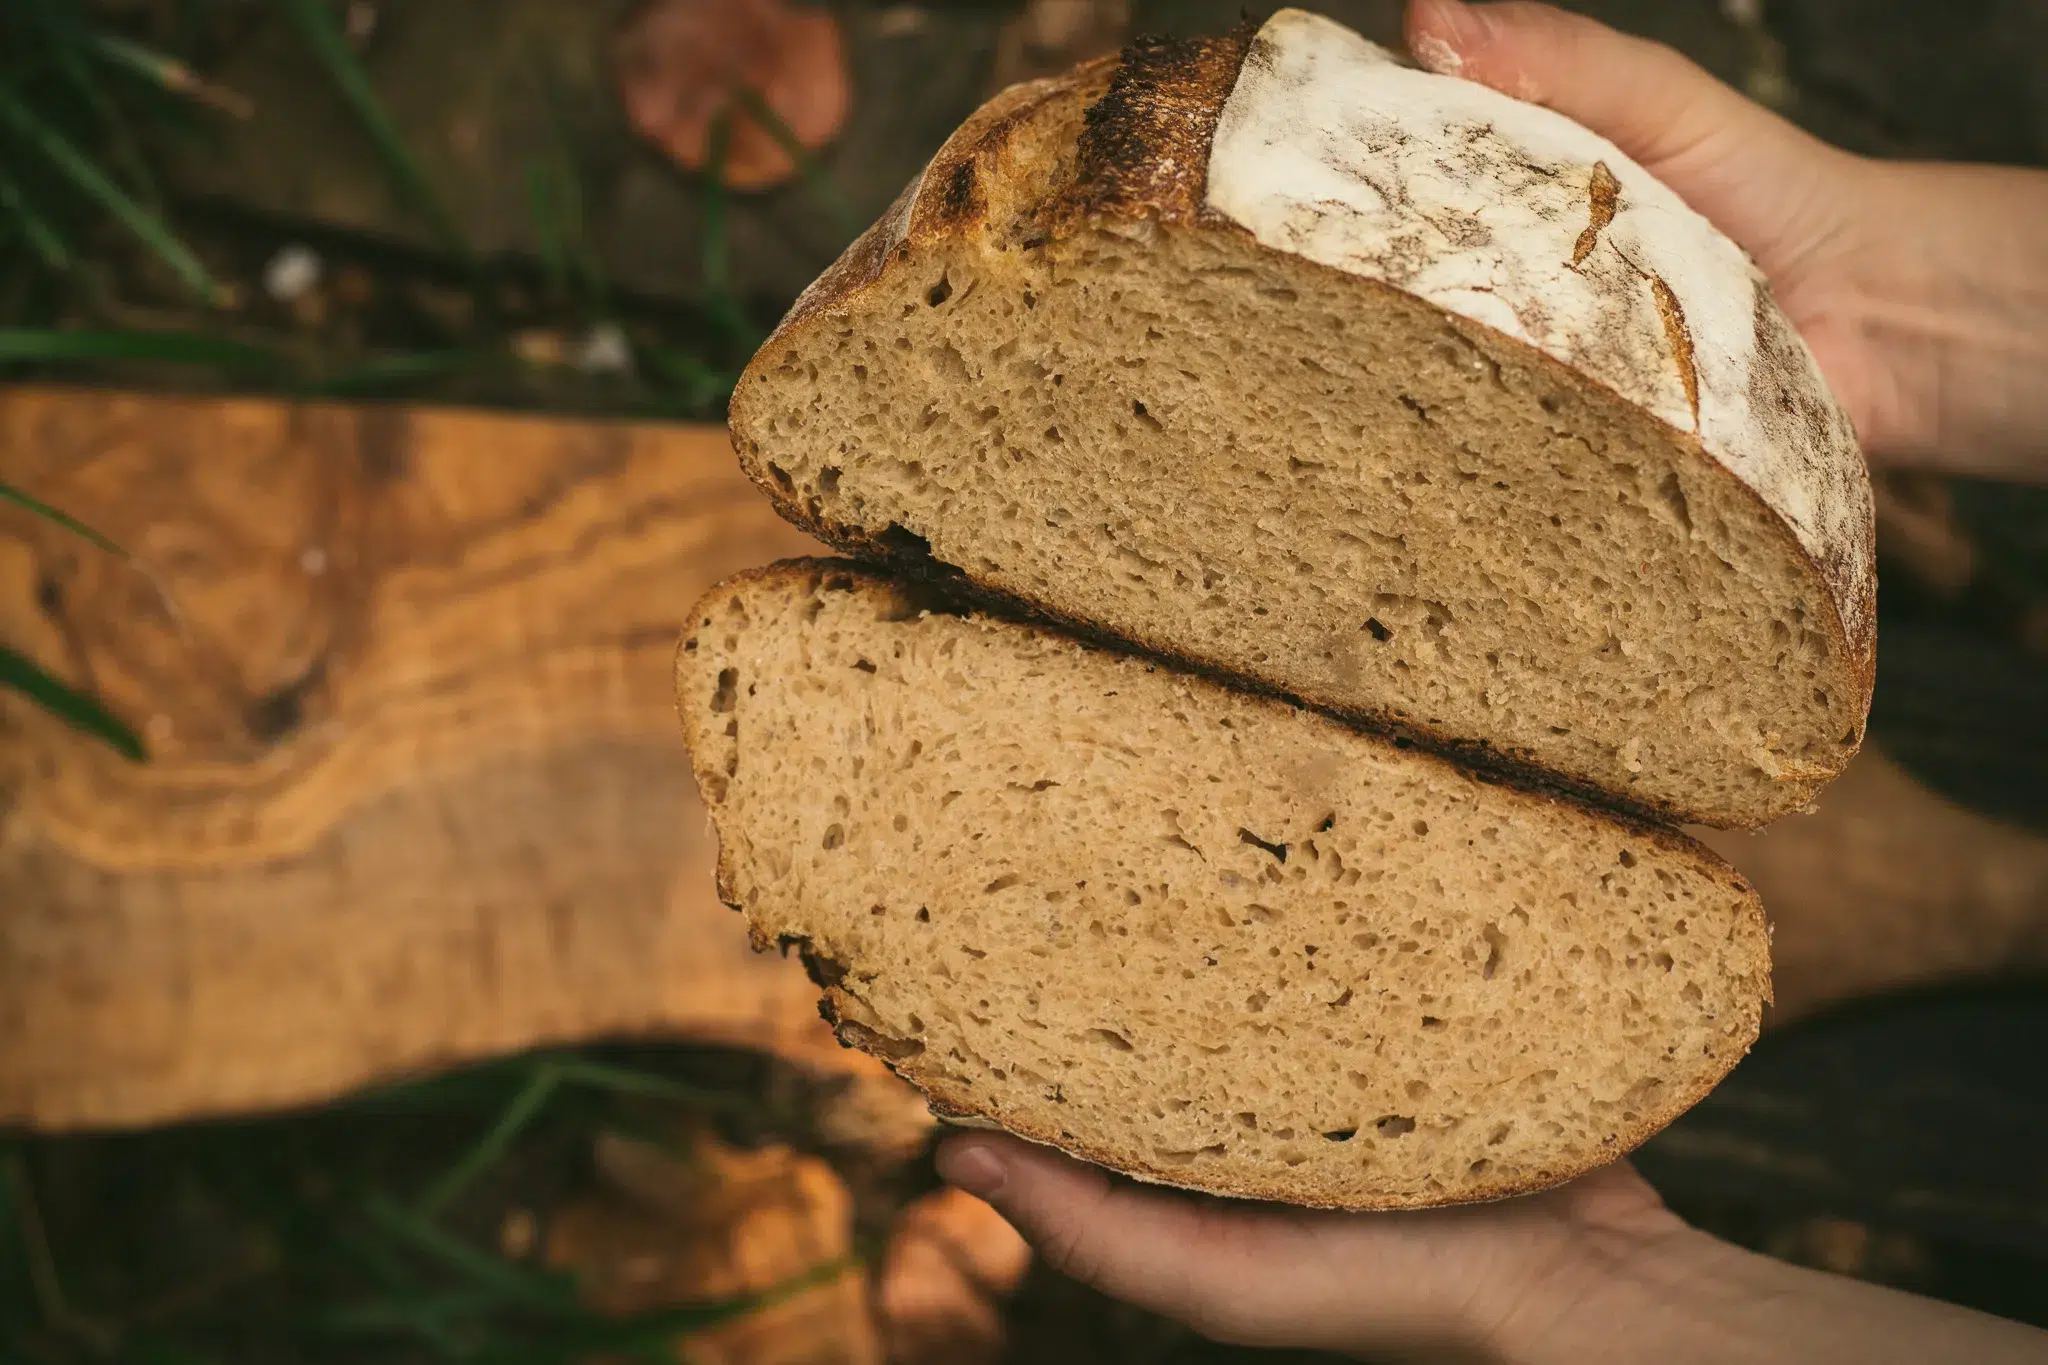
<box><xmin>678</xmin><ymin>564</ymin><xmax>1770</xmax><ymax>1209</ymax></box>
<box><xmin>729</xmin><ymin>9</ymin><xmax>1873</xmax><ymax>829</ymax></box>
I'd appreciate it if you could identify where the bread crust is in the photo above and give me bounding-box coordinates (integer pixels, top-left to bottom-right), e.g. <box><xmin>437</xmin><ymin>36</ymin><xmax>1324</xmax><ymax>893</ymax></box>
<box><xmin>727</xmin><ymin>12</ymin><xmax>1876</xmax><ymax>829</ymax></box>
<box><xmin>674</xmin><ymin>558</ymin><xmax>1770</xmax><ymax>1211</ymax></box>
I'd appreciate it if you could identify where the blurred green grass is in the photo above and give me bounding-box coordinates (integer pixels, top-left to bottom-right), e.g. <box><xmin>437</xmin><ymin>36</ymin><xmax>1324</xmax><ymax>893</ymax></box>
<box><xmin>0</xmin><ymin>1047</ymin><xmax>861</xmax><ymax>1365</ymax></box>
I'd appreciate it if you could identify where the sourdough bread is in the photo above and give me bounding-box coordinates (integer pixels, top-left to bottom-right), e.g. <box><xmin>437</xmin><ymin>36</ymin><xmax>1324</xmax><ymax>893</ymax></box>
<box><xmin>727</xmin><ymin>9</ymin><xmax>1875</xmax><ymax>829</ymax></box>
<box><xmin>678</xmin><ymin>561</ymin><xmax>1770</xmax><ymax>1209</ymax></box>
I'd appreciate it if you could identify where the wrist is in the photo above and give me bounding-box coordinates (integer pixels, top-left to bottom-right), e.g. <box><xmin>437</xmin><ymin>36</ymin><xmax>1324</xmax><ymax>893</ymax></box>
<box><xmin>1472</xmin><ymin>1210</ymin><xmax>1724</xmax><ymax>1365</ymax></box>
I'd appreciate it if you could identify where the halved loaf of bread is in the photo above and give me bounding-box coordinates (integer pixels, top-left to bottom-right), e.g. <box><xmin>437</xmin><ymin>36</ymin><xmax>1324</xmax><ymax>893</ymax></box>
<box><xmin>677</xmin><ymin>560</ymin><xmax>1770</xmax><ymax>1209</ymax></box>
<box><xmin>728</xmin><ymin>9</ymin><xmax>1876</xmax><ymax>829</ymax></box>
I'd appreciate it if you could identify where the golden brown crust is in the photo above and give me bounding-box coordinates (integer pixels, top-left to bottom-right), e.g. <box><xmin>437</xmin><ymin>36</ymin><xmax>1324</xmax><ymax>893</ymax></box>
<box><xmin>769</xmin><ymin>58</ymin><xmax>1119</xmax><ymax>340</ymax></box>
<box><xmin>1747</xmin><ymin>279</ymin><xmax>1880</xmax><ymax>700</ymax></box>
<box><xmin>673</xmin><ymin>557</ymin><xmax>1770</xmax><ymax>1211</ymax></box>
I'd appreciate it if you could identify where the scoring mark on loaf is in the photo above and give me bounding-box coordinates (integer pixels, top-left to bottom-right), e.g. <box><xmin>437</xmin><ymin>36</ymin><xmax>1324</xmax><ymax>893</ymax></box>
<box><xmin>1569</xmin><ymin>161</ymin><xmax>1619</xmax><ymax>268</ymax></box>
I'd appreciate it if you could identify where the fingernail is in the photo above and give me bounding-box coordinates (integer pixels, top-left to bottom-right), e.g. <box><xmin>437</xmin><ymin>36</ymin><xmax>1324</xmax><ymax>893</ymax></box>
<box><xmin>937</xmin><ymin>1140</ymin><xmax>1008</xmax><ymax>1199</ymax></box>
<box><xmin>1413</xmin><ymin>0</ymin><xmax>1491</xmax><ymax>74</ymax></box>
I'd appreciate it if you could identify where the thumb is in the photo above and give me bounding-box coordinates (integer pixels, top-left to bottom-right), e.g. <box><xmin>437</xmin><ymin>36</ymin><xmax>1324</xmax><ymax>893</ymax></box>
<box><xmin>933</xmin><ymin>1134</ymin><xmax>1464</xmax><ymax>1352</ymax></box>
<box><xmin>1404</xmin><ymin>0</ymin><xmax>1775</xmax><ymax>168</ymax></box>
<box><xmin>934</xmin><ymin>1134</ymin><xmax>1243</xmax><ymax>1330</ymax></box>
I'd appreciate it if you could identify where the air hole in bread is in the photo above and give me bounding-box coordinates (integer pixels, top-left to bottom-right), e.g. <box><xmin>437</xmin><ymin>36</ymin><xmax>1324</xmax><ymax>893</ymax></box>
<box><xmin>1238</xmin><ymin>828</ymin><xmax>1288</xmax><ymax>862</ymax></box>
<box><xmin>710</xmin><ymin>668</ymin><xmax>738</xmax><ymax>714</ymax></box>
<box><xmin>1481</xmin><ymin>923</ymin><xmax>1508</xmax><ymax>980</ymax></box>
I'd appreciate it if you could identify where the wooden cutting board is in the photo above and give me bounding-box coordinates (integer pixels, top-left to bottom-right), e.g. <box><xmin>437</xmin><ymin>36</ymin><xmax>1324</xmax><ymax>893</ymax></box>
<box><xmin>0</xmin><ymin>385</ymin><xmax>915</xmax><ymax>1132</ymax></box>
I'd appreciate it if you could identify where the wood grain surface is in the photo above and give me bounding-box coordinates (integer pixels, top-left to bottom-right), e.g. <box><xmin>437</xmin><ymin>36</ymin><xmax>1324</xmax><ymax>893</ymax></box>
<box><xmin>0</xmin><ymin>385</ymin><xmax>889</xmax><ymax>1131</ymax></box>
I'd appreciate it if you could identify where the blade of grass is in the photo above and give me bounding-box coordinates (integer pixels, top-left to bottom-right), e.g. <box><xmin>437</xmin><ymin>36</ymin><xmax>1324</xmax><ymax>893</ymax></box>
<box><xmin>0</xmin><ymin>326</ymin><xmax>278</xmax><ymax>369</ymax></box>
<box><xmin>0</xmin><ymin>1153</ymin><xmax>120</xmax><ymax>1353</ymax></box>
<box><xmin>21</xmin><ymin>0</ymin><xmax>163</xmax><ymax>209</ymax></box>
<box><xmin>471</xmin><ymin>1256</ymin><xmax>858</xmax><ymax>1365</ymax></box>
<box><xmin>92</xmin><ymin>33</ymin><xmax>255</xmax><ymax>119</ymax></box>
<box><xmin>0</xmin><ymin>480</ymin><xmax>127</xmax><ymax>559</ymax></box>
<box><xmin>0</xmin><ymin>169</ymin><xmax>74</xmax><ymax>272</ymax></box>
<box><xmin>415</xmin><ymin>1051</ymin><xmax>746</xmax><ymax>1218</ymax></box>
<box><xmin>623</xmin><ymin>1254</ymin><xmax>853</xmax><ymax>1337</ymax></box>
<box><xmin>314</xmin><ymin>1271</ymin><xmax>483</xmax><ymax>1360</ymax></box>
<box><xmin>700</xmin><ymin>109</ymin><xmax>731</xmax><ymax>312</ymax></box>
<box><xmin>414</xmin><ymin>1063</ymin><xmax>561</xmax><ymax>1218</ymax></box>
<box><xmin>0</xmin><ymin>642</ymin><xmax>146</xmax><ymax>760</ymax></box>
<box><xmin>727</xmin><ymin>86</ymin><xmax>860</xmax><ymax>239</ymax></box>
<box><xmin>316</xmin><ymin>1286</ymin><xmax>503</xmax><ymax>1353</ymax></box>
<box><xmin>268</xmin><ymin>0</ymin><xmax>469</xmax><ymax>263</ymax></box>
<box><xmin>341</xmin><ymin>1053</ymin><xmax>539</xmax><ymax>1115</ymax></box>
<box><xmin>0</xmin><ymin>470</ymin><xmax>189</xmax><ymax>647</ymax></box>
<box><xmin>522</xmin><ymin>163</ymin><xmax>569</xmax><ymax>299</ymax></box>
<box><xmin>0</xmin><ymin>1147</ymin><xmax>31</xmax><ymax>1331</ymax></box>
<box><xmin>0</xmin><ymin>81</ymin><xmax>219</xmax><ymax>303</ymax></box>
<box><xmin>362</xmin><ymin>1197</ymin><xmax>576</xmax><ymax>1309</ymax></box>
<box><xmin>535</xmin><ymin>61</ymin><xmax>609</xmax><ymax>316</ymax></box>
<box><xmin>696</xmin><ymin>110</ymin><xmax>759</xmax><ymax>355</ymax></box>
<box><xmin>546</xmin><ymin>1058</ymin><xmax>730</xmax><ymax>1109</ymax></box>
<box><xmin>632</xmin><ymin>344</ymin><xmax>733</xmax><ymax>414</ymax></box>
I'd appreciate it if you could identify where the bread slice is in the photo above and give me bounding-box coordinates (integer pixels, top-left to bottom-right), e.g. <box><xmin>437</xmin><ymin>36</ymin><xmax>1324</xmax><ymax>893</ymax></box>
<box><xmin>728</xmin><ymin>10</ymin><xmax>1876</xmax><ymax>829</ymax></box>
<box><xmin>677</xmin><ymin>560</ymin><xmax>1769</xmax><ymax>1209</ymax></box>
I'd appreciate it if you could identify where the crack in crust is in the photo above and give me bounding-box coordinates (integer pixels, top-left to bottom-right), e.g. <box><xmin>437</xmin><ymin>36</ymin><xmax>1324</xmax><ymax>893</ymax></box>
<box><xmin>1570</xmin><ymin>160</ymin><xmax>1620</xmax><ymax>267</ymax></box>
<box><xmin>1646</xmin><ymin>270</ymin><xmax>1702</xmax><ymax>433</ymax></box>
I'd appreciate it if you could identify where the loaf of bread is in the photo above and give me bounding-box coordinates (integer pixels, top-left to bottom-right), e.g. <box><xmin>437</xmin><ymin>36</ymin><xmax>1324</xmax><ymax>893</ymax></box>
<box><xmin>728</xmin><ymin>8</ymin><xmax>1875</xmax><ymax>828</ymax></box>
<box><xmin>678</xmin><ymin>561</ymin><xmax>1770</xmax><ymax>1209</ymax></box>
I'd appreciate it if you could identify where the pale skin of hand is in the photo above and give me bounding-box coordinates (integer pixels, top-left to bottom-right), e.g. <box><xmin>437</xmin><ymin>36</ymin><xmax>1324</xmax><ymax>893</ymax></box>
<box><xmin>937</xmin><ymin>1134</ymin><xmax>2048</xmax><ymax>1363</ymax></box>
<box><xmin>935</xmin><ymin>4</ymin><xmax>2048</xmax><ymax>1360</ymax></box>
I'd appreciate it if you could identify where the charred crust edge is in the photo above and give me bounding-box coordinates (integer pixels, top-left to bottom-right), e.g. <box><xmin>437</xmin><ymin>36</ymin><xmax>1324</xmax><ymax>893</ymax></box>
<box><xmin>1060</xmin><ymin>26</ymin><xmax>1256</xmax><ymax>227</ymax></box>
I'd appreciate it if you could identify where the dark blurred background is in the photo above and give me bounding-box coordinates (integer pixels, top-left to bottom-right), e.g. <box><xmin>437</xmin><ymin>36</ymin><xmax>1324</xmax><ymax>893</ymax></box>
<box><xmin>2</xmin><ymin>2</ymin><xmax>2044</xmax><ymax>1362</ymax></box>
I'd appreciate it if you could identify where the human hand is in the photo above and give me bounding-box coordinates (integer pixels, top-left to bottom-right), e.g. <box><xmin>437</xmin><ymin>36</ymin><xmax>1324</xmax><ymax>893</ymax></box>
<box><xmin>1404</xmin><ymin>0</ymin><xmax>2048</xmax><ymax>483</ymax></box>
<box><xmin>938</xmin><ymin>1131</ymin><xmax>2048</xmax><ymax>1363</ymax></box>
<box><xmin>935</xmin><ymin>1131</ymin><xmax>1684</xmax><ymax>1360</ymax></box>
